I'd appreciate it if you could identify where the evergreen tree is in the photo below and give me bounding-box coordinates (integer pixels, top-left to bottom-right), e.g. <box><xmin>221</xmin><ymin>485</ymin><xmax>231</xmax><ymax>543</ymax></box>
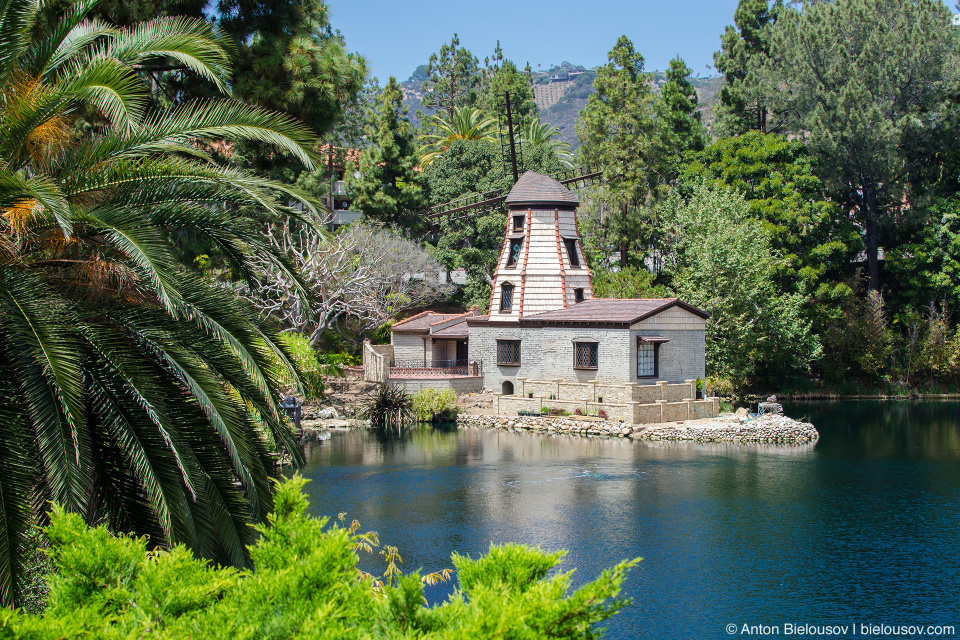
<box><xmin>765</xmin><ymin>0</ymin><xmax>960</xmax><ymax>292</ymax></box>
<box><xmin>420</xmin><ymin>34</ymin><xmax>481</xmax><ymax>120</ymax></box>
<box><xmin>576</xmin><ymin>36</ymin><xmax>666</xmax><ymax>267</ymax></box>
<box><xmin>680</xmin><ymin>131</ymin><xmax>861</xmax><ymax>299</ymax></box>
<box><xmin>477</xmin><ymin>42</ymin><xmax>537</xmax><ymax>125</ymax></box>
<box><xmin>658</xmin><ymin>56</ymin><xmax>706</xmax><ymax>167</ymax></box>
<box><xmin>218</xmin><ymin>0</ymin><xmax>368</xmax><ymax>136</ymax></box>
<box><xmin>712</xmin><ymin>0</ymin><xmax>782</xmax><ymax>136</ymax></box>
<box><xmin>348</xmin><ymin>78</ymin><xmax>426</xmax><ymax>229</ymax></box>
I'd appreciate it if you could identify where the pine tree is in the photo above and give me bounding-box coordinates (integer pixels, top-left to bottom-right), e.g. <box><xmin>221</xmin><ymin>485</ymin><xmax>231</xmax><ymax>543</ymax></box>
<box><xmin>348</xmin><ymin>78</ymin><xmax>425</xmax><ymax>229</ymax></box>
<box><xmin>218</xmin><ymin>0</ymin><xmax>367</xmax><ymax>137</ymax></box>
<box><xmin>713</xmin><ymin>0</ymin><xmax>782</xmax><ymax>136</ymax></box>
<box><xmin>477</xmin><ymin>42</ymin><xmax>537</xmax><ymax>125</ymax></box>
<box><xmin>766</xmin><ymin>0</ymin><xmax>960</xmax><ymax>292</ymax></box>
<box><xmin>420</xmin><ymin>34</ymin><xmax>481</xmax><ymax>120</ymax></box>
<box><xmin>658</xmin><ymin>57</ymin><xmax>706</xmax><ymax>166</ymax></box>
<box><xmin>576</xmin><ymin>36</ymin><xmax>666</xmax><ymax>267</ymax></box>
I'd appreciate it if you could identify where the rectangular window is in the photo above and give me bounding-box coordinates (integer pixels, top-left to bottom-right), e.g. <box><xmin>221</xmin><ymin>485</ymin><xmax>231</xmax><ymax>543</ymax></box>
<box><xmin>500</xmin><ymin>284</ymin><xmax>514</xmax><ymax>311</ymax></box>
<box><xmin>637</xmin><ymin>340</ymin><xmax>659</xmax><ymax>378</ymax></box>
<box><xmin>513</xmin><ymin>215</ymin><xmax>525</xmax><ymax>231</ymax></box>
<box><xmin>497</xmin><ymin>340</ymin><xmax>521</xmax><ymax>366</ymax></box>
<box><xmin>574</xmin><ymin>288</ymin><xmax>584</xmax><ymax>303</ymax></box>
<box><xmin>574</xmin><ymin>342</ymin><xmax>598</xmax><ymax>369</ymax></box>
<box><xmin>506</xmin><ymin>238</ymin><xmax>523</xmax><ymax>267</ymax></box>
<box><xmin>564</xmin><ymin>238</ymin><xmax>580</xmax><ymax>267</ymax></box>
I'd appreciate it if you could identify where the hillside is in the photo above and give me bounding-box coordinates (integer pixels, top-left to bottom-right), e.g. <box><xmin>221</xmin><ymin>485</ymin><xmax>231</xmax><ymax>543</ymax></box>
<box><xmin>399</xmin><ymin>64</ymin><xmax>724</xmax><ymax>149</ymax></box>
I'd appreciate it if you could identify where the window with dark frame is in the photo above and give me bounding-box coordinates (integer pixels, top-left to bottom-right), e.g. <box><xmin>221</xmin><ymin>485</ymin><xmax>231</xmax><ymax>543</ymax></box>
<box><xmin>637</xmin><ymin>339</ymin><xmax>659</xmax><ymax>378</ymax></box>
<box><xmin>506</xmin><ymin>238</ymin><xmax>523</xmax><ymax>267</ymax></box>
<box><xmin>497</xmin><ymin>340</ymin><xmax>521</xmax><ymax>366</ymax></box>
<box><xmin>574</xmin><ymin>288</ymin><xmax>584</xmax><ymax>303</ymax></box>
<box><xmin>500</xmin><ymin>283</ymin><xmax>514</xmax><ymax>311</ymax></box>
<box><xmin>513</xmin><ymin>215</ymin><xmax>524</xmax><ymax>231</ymax></box>
<box><xmin>564</xmin><ymin>238</ymin><xmax>580</xmax><ymax>267</ymax></box>
<box><xmin>574</xmin><ymin>342</ymin><xmax>598</xmax><ymax>369</ymax></box>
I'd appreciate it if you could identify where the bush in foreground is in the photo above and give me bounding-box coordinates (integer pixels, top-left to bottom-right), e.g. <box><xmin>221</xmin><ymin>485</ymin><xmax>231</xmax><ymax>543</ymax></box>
<box><xmin>1</xmin><ymin>477</ymin><xmax>637</xmax><ymax>639</ymax></box>
<box><xmin>412</xmin><ymin>388</ymin><xmax>459</xmax><ymax>422</ymax></box>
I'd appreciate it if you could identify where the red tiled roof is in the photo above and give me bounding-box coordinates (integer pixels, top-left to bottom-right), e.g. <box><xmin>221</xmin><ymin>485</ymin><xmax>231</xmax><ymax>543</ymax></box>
<box><xmin>517</xmin><ymin>298</ymin><xmax>708</xmax><ymax>326</ymax></box>
<box><xmin>504</xmin><ymin>171</ymin><xmax>578</xmax><ymax>207</ymax></box>
<box><xmin>391</xmin><ymin>311</ymin><xmax>470</xmax><ymax>333</ymax></box>
<box><xmin>431</xmin><ymin>319</ymin><xmax>469</xmax><ymax>337</ymax></box>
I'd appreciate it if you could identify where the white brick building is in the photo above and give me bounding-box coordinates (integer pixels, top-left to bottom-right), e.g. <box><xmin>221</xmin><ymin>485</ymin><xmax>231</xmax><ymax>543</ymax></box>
<box><xmin>375</xmin><ymin>172</ymin><xmax>713</xmax><ymax>419</ymax></box>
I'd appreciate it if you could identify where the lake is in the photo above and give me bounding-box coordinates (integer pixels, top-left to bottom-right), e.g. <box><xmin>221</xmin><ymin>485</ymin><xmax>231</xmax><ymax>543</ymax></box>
<box><xmin>297</xmin><ymin>401</ymin><xmax>960</xmax><ymax>639</ymax></box>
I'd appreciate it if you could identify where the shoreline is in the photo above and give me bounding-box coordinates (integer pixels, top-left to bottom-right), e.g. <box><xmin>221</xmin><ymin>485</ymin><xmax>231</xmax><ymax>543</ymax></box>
<box><xmin>456</xmin><ymin>413</ymin><xmax>819</xmax><ymax>444</ymax></box>
<box><xmin>300</xmin><ymin>413</ymin><xmax>820</xmax><ymax>445</ymax></box>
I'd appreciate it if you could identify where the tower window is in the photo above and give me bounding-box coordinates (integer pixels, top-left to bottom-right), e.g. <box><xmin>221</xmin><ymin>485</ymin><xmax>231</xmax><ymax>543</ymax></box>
<box><xmin>564</xmin><ymin>238</ymin><xmax>580</xmax><ymax>267</ymax></box>
<box><xmin>500</xmin><ymin>283</ymin><xmax>514</xmax><ymax>311</ymax></box>
<box><xmin>506</xmin><ymin>238</ymin><xmax>523</xmax><ymax>267</ymax></box>
<box><xmin>574</xmin><ymin>288</ymin><xmax>584</xmax><ymax>303</ymax></box>
<box><xmin>513</xmin><ymin>215</ymin><xmax>524</xmax><ymax>231</ymax></box>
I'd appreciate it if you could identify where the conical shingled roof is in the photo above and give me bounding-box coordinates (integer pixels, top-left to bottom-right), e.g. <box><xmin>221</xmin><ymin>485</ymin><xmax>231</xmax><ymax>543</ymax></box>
<box><xmin>504</xmin><ymin>171</ymin><xmax>578</xmax><ymax>208</ymax></box>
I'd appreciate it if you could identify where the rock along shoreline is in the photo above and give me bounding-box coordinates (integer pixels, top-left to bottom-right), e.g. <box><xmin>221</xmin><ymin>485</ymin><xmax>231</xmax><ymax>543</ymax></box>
<box><xmin>298</xmin><ymin>411</ymin><xmax>819</xmax><ymax>445</ymax></box>
<box><xmin>455</xmin><ymin>413</ymin><xmax>819</xmax><ymax>445</ymax></box>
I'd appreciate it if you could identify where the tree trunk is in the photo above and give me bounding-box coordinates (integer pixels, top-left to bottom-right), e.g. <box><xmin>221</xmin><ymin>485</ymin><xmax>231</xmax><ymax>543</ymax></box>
<box><xmin>862</xmin><ymin>189</ymin><xmax>881</xmax><ymax>292</ymax></box>
<box><xmin>620</xmin><ymin>203</ymin><xmax>629</xmax><ymax>268</ymax></box>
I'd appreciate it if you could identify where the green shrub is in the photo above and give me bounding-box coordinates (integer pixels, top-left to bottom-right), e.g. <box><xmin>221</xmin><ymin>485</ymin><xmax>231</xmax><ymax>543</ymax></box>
<box><xmin>411</xmin><ymin>388</ymin><xmax>459</xmax><ymax>422</ymax></box>
<box><xmin>273</xmin><ymin>333</ymin><xmax>328</xmax><ymax>400</ymax></box>
<box><xmin>2</xmin><ymin>477</ymin><xmax>638</xmax><ymax>638</ymax></box>
<box><xmin>360</xmin><ymin>385</ymin><xmax>414</xmax><ymax>426</ymax></box>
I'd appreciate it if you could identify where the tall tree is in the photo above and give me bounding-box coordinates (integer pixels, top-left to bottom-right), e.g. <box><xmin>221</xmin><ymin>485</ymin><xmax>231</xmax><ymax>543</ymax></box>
<box><xmin>217</xmin><ymin>0</ymin><xmax>368</xmax><ymax>136</ymax></box>
<box><xmin>477</xmin><ymin>43</ymin><xmax>537</xmax><ymax>125</ymax></box>
<box><xmin>417</xmin><ymin>106</ymin><xmax>499</xmax><ymax>166</ymax></box>
<box><xmin>420</xmin><ymin>34</ymin><xmax>481</xmax><ymax>120</ymax></box>
<box><xmin>577</xmin><ymin>36</ymin><xmax>666</xmax><ymax>267</ymax></box>
<box><xmin>348</xmin><ymin>77</ymin><xmax>425</xmax><ymax>228</ymax></box>
<box><xmin>658</xmin><ymin>56</ymin><xmax>707</xmax><ymax>167</ymax></box>
<box><xmin>765</xmin><ymin>0</ymin><xmax>960</xmax><ymax>292</ymax></box>
<box><xmin>658</xmin><ymin>183</ymin><xmax>821</xmax><ymax>386</ymax></box>
<box><xmin>680</xmin><ymin>131</ymin><xmax>861</xmax><ymax>299</ymax></box>
<box><xmin>713</xmin><ymin>0</ymin><xmax>782</xmax><ymax>136</ymax></box>
<box><xmin>0</xmin><ymin>0</ymin><xmax>320</xmax><ymax>605</ymax></box>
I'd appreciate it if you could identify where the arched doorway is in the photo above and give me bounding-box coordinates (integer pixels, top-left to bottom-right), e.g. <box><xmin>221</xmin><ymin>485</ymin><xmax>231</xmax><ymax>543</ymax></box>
<box><xmin>501</xmin><ymin>380</ymin><xmax>514</xmax><ymax>396</ymax></box>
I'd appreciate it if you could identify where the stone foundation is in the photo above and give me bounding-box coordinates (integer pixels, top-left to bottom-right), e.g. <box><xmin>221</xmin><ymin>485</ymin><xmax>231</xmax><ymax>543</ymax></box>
<box><xmin>494</xmin><ymin>377</ymin><xmax>719</xmax><ymax>423</ymax></box>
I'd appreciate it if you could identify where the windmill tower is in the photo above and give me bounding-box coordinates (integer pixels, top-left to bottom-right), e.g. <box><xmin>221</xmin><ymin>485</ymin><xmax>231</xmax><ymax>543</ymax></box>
<box><xmin>487</xmin><ymin>171</ymin><xmax>593</xmax><ymax>322</ymax></box>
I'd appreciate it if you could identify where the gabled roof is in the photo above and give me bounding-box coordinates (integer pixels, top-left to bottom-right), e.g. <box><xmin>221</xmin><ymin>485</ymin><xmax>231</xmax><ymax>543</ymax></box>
<box><xmin>504</xmin><ymin>171</ymin><xmax>578</xmax><ymax>208</ymax></box>
<box><xmin>517</xmin><ymin>298</ymin><xmax>708</xmax><ymax>327</ymax></box>
<box><xmin>390</xmin><ymin>311</ymin><xmax>472</xmax><ymax>334</ymax></box>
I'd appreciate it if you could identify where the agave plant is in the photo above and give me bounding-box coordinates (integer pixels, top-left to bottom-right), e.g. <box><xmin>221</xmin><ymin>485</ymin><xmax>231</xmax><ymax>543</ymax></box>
<box><xmin>417</xmin><ymin>106</ymin><xmax>499</xmax><ymax>165</ymax></box>
<box><xmin>0</xmin><ymin>0</ymin><xmax>324</xmax><ymax>605</ymax></box>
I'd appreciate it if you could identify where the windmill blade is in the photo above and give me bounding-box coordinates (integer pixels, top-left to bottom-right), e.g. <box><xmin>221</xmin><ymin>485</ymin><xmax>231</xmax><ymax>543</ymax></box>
<box><xmin>428</xmin><ymin>165</ymin><xmax>605</xmax><ymax>221</ymax></box>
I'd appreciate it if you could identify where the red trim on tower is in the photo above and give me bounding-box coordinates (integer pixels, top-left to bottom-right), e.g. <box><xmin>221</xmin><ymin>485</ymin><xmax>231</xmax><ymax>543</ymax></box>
<box><xmin>489</xmin><ymin>220</ymin><xmax>511</xmax><ymax>313</ymax></box>
<box><xmin>518</xmin><ymin>206</ymin><xmax>532</xmax><ymax>317</ymax></box>
<box><xmin>554</xmin><ymin>209</ymin><xmax>567</xmax><ymax>308</ymax></box>
<box><xmin>573</xmin><ymin>207</ymin><xmax>593</xmax><ymax>298</ymax></box>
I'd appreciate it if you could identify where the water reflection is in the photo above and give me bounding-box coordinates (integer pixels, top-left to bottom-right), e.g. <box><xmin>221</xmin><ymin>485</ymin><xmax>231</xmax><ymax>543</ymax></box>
<box><xmin>299</xmin><ymin>403</ymin><xmax>960</xmax><ymax>639</ymax></box>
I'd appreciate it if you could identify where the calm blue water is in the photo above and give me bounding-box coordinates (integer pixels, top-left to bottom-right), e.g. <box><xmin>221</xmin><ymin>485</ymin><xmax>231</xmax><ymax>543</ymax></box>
<box><xmin>298</xmin><ymin>401</ymin><xmax>960</xmax><ymax>639</ymax></box>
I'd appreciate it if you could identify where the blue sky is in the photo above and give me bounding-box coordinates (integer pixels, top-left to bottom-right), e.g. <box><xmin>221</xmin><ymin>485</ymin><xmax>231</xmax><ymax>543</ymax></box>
<box><xmin>326</xmin><ymin>0</ymin><xmax>746</xmax><ymax>82</ymax></box>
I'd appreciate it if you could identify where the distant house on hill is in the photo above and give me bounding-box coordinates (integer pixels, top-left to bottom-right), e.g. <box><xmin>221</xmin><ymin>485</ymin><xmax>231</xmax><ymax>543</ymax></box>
<box><xmin>363</xmin><ymin>172</ymin><xmax>718</xmax><ymax>423</ymax></box>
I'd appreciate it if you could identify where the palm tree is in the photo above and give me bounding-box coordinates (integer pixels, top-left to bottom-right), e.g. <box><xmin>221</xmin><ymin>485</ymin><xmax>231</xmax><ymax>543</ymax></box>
<box><xmin>417</xmin><ymin>106</ymin><xmax>498</xmax><ymax>165</ymax></box>
<box><xmin>0</xmin><ymin>0</ymin><xmax>324</xmax><ymax>605</ymax></box>
<box><xmin>520</xmin><ymin>117</ymin><xmax>575</xmax><ymax>169</ymax></box>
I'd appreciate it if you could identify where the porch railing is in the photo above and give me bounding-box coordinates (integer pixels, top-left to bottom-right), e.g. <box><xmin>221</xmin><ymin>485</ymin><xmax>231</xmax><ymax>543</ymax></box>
<box><xmin>390</xmin><ymin>359</ymin><xmax>482</xmax><ymax>378</ymax></box>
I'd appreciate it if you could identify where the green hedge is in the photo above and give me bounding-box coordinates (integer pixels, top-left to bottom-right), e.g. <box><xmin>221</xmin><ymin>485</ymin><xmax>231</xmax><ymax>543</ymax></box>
<box><xmin>1</xmin><ymin>477</ymin><xmax>637</xmax><ymax>639</ymax></box>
